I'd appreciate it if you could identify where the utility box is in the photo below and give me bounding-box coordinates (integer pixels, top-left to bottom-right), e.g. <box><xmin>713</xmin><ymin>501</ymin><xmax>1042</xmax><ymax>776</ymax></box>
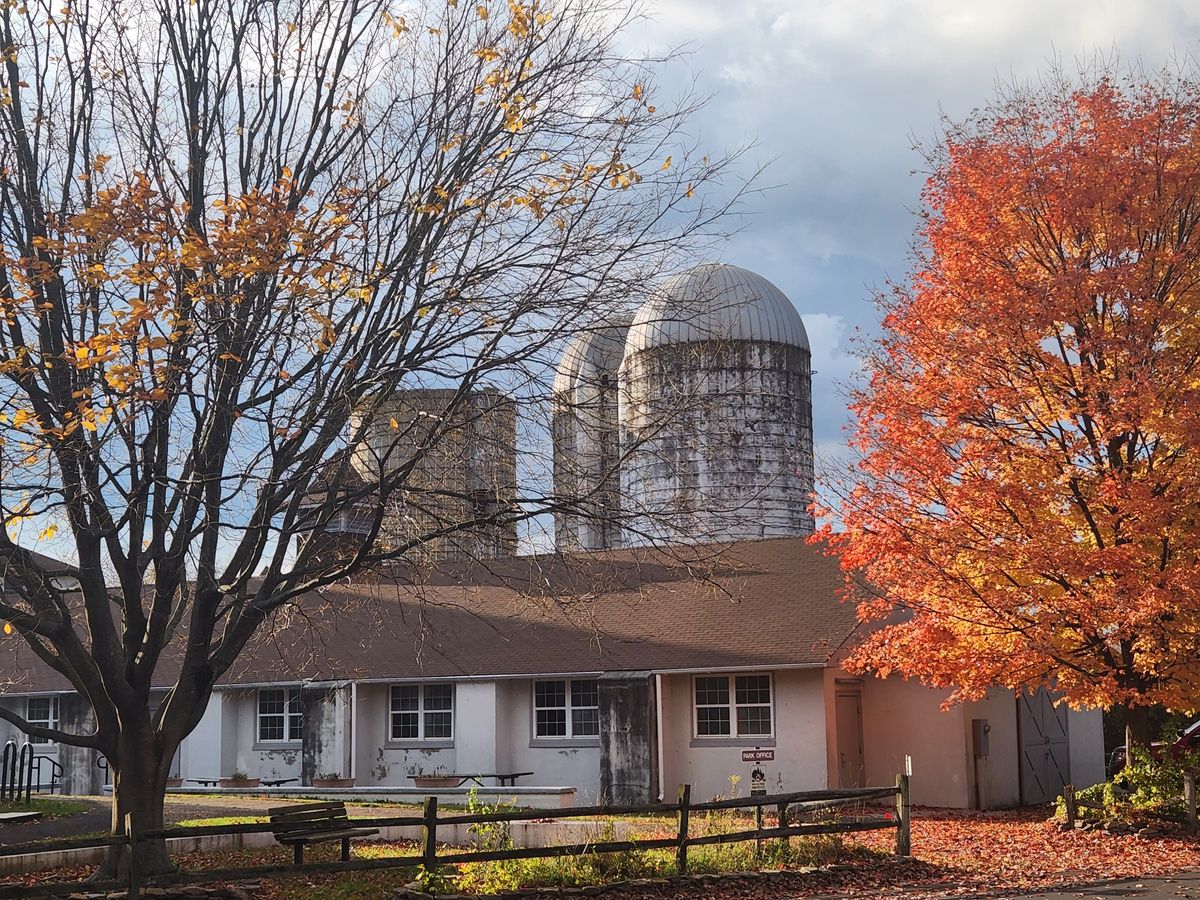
<box><xmin>971</xmin><ymin>718</ymin><xmax>990</xmax><ymax>759</ymax></box>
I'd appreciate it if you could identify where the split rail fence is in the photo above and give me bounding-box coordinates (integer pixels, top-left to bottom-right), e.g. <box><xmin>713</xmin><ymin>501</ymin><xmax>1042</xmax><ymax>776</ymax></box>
<box><xmin>0</xmin><ymin>775</ymin><xmax>911</xmax><ymax>898</ymax></box>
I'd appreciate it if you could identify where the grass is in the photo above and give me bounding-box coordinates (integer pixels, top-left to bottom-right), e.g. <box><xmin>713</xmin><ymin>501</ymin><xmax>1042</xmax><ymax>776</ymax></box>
<box><xmin>0</xmin><ymin>796</ymin><xmax>92</xmax><ymax>818</ymax></box>
<box><xmin>172</xmin><ymin>815</ymin><xmax>266</xmax><ymax>828</ymax></box>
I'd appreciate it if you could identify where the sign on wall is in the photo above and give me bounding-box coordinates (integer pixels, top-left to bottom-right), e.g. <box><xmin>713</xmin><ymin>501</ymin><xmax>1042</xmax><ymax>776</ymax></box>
<box><xmin>741</xmin><ymin>749</ymin><xmax>774</xmax><ymax>763</ymax></box>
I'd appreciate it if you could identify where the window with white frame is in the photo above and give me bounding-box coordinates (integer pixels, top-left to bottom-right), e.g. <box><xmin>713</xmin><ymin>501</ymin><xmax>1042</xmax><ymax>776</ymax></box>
<box><xmin>26</xmin><ymin>697</ymin><xmax>59</xmax><ymax>745</ymax></box>
<box><xmin>693</xmin><ymin>674</ymin><xmax>773</xmax><ymax>738</ymax></box>
<box><xmin>390</xmin><ymin>684</ymin><xmax>454</xmax><ymax>742</ymax></box>
<box><xmin>534</xmin><ymin>679</ymin><xmax>599</xmax><ymax>739</ymax></box>
<box><xmin>257</xmin><ymin>688</ymin><xmax>303</xmax><ymax>743</ymax></box>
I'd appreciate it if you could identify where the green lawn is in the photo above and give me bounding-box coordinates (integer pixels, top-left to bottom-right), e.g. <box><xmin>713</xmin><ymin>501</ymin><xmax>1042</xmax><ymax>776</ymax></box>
<box><xmin>0</xmin><ymin>796</ymin><xmax>92</xmax><ymax>818</ymax></box>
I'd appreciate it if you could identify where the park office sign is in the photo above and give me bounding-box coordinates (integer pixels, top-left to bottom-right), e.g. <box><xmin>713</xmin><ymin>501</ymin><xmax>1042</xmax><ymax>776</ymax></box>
<box><xmin>741</xmin><ymin>749</ymin><xmax>774</xmax><ymax>763</ymax></box>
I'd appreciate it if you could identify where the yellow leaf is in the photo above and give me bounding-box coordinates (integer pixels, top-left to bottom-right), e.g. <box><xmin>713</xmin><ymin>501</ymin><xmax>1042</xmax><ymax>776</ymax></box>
<box><xmin>390</xmin><ymin>417</ymin><xmax>400</xmax><ymax>430</ymax></box>
<box><xmin>661</xmin><ymin>156</ymin><xmax>672</xmax><ymax>172</ymax></box>
<box><xmin>39</xmin><ymin>524</ymin><xmax>57</xmax><ymax>540</ymax></box>
<box><xmin>685</xmin><ymin>183</ymin><xmax>695</xmax><ymax>199</ymax></box>
<box><xmin>81</xmin><ymin>419</ymin><xmax>97</xmax><ymax>431</ymax></box>
<box><xmin>2</xmin><ymin>622</ymin><xmax>10</xmax><ymax>635</ymax></box>
<box><xmin>476</xmin><ymin>3</ymin><xmax>488</xmax><ymax>17</ymax></box>
<box><xmin>632</xmin><ymin>83</ymin><xmax>644</xmax><ymax>101</ymax></box>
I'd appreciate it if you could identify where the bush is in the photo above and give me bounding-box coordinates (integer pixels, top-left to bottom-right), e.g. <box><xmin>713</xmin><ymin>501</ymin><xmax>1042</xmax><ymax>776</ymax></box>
<box><xmin>1059</xmin><ymin>746</ymin><xmax>1200</xmax><ymax>823</ymax></box>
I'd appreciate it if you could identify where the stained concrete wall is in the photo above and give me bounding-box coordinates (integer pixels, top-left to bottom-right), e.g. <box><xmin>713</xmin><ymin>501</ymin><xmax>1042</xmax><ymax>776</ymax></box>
<box><xmin>620</xmin><ymin>341</ymin><xmax>814</xmax><ymax>543</ymax></box>
<box><xmin>659</xmin><ymin>669</ymin><xmax>826</xmax><ymax>803</ymax></box>
<box><xmin>598</xmin><ymin>673</ymin><xmax>656</xmax><ymax>804</ymax></box>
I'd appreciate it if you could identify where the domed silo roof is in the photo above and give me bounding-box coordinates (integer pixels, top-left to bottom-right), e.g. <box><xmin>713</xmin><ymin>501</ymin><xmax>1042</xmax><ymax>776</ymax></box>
<box><xmin>553</xmin><ymin>323</ymin><xmax>631</xmax><ymax>397</ymax></box>
<box><xmin>624</xmin><ymin>263</ymin><xmax>808</xmax><ymax>356</ymax></box>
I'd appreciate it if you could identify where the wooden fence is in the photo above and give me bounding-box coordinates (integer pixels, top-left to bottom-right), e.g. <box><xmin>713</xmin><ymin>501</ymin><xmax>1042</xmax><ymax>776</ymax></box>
<box><xmin>0</xmin><ymin>776</ymin><xmax>911</xmax><ymax>898</ymax></box>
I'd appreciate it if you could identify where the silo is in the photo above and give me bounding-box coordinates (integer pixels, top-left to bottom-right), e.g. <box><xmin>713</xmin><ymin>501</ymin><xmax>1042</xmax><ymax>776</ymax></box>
<box><xmin>552</xmin><ymin>324</ymin><xmax>629</xmax><ymax>551</ymax></box>
<box><xmin>346</xmin><ymin>387</ymin><xmax>518</xmax><ymax>561</ymax></box>
<box><xmin>619</xmin><ymin>263</ymin><xmax>814</xmax><ymax>543</ymax></box>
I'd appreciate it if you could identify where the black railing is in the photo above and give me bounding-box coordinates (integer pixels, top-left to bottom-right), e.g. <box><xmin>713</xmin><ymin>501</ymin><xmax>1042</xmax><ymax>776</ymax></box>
<box><xmin>0</xmin><ymin>741</ymin><xmax>33</xmax><ymax>804</ymax></box>
<box><xmin>30</xmin><ymin>755</ymin><xmax>62</xmax><ymax>795</ymax></box>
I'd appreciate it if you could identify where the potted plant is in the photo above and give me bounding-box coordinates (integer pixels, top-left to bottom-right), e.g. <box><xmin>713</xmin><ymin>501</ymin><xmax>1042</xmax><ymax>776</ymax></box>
<box><xmin>411</xmin><ymin>772</ymin><xmax>459</xmax><ymax>788</ymax></box>
<box><xmin>312</xmin><ymin>772</ymin><xmax>356</xmax><ymax>788</ymax></box>
<box><xmin>219</xmin><ymin>771</ymin><xmax>261</xmax><ymax>789</ymax></box>
<box><xmin>164</xmin><ymin>776</ymin><xmax>184</xmax><ymax>789</ymax></box>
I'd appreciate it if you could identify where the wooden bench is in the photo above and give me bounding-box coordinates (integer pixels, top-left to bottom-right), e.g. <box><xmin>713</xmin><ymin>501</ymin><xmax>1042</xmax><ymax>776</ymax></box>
<box><xmin>268</xmin><ymin>800</ymin><xmax>379</xmax><ymax>864</ymax></box>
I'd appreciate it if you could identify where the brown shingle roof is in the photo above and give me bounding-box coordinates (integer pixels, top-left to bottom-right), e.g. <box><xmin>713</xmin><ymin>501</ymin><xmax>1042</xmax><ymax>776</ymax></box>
<box><xmin>0</xmin><ymin>537</ymin><xmax>862</xmax><ymax>693</ymax></box>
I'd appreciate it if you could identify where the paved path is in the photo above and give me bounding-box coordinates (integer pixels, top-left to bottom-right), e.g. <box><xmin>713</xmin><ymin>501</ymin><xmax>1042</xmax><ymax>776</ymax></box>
<box><xmin>1014</xmin><ymin>872</ymin><xmax>1200</xmax><ymax>899</ymax></box>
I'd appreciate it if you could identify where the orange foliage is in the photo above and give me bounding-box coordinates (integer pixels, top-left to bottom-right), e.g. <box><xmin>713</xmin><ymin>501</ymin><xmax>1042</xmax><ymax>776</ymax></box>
<box><xmin>821</xmin><ymin>79</ymin><xmax>1200</xmax><ymax>715</ymax></box>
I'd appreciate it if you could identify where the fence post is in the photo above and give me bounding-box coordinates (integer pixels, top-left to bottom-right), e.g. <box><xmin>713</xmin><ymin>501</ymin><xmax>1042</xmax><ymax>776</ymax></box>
<box><xmin>1062</xmin><ymin>784</ymin><xmax>1076</xmax><ymax>829</ymax></box>
<box><xmin>125</xmin><ymin>812</ymin><xmax>141</xmax><ymax>899</ymax></box>
<box><xmin>777</xmin><ymin>800</ymin><xmax>789</xmax><ymax>854</ymax></box>
<box><xmin>754</xmin><ymin>803</ymin><xmax>764</xmax><ymax>861</ymax></box>
<box><xmin>1185</xmin><ymin>771</ymin><xmax>1197</xmax><ymax>833</ymax></box>
<box><xmin>895</xmin><ymin>773</ymin><xmax>911</xmax><ymax>857</ymax></box>
<box><xmin>421</xmin><ymin>796</ymin><xmax>439</xmax><ymax>874</ymax></box>
<box><xmin>675</xmin><ymin>784</ymin><xmax>691</xmax><ymax>875</ymax></box>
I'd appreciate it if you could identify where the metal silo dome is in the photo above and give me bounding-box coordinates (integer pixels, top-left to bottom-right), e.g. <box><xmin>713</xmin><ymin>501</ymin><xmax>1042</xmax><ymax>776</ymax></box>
<box><xmin>624</xmin><ymin>263</ymin><xmax>810</xmax><ymax>355</ymax></box>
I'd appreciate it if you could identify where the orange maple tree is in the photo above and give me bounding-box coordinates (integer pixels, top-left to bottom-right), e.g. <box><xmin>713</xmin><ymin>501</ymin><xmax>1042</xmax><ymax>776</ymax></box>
<box><xmin>821</xmin><ymin>76</ymin><xmax>1200</xmax><ymax>747</ymax></box>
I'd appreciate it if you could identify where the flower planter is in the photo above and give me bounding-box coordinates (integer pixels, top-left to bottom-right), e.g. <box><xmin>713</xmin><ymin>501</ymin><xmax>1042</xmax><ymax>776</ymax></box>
<box><xmin>164</xmin><ymin>777</ymin><xmax>183</xmax><ymax>789</ymax></box>
<box><xmin>312</xmin><ymin>777</ymin><xmax>356</xmax><ymax>788</ymax></box>
<box><xmin>412</xmin><ymin>775</ymin><xmax>459</xmax><ymax>788</ymax></box>
<box><xmin>219</xmin><ymin>777</ymin><xmax>261</xmax><ymax>789</ymax></box>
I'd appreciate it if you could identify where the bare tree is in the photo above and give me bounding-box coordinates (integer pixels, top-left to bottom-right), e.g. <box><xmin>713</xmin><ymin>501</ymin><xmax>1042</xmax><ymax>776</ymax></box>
<box><xmin>0</xmin><ymin>0</ymin><xmax>736</xmax><ymax>875</ymax></box>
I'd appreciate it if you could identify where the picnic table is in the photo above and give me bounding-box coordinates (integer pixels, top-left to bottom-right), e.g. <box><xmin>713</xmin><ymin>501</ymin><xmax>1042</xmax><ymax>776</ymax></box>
<box><xmin>409</xmin><ymin>771</ymin><xmax>534</xmax><ymax>787</ymax></box>
<box><xmin>190</xmin><ymin>777</ymin><xmax>299</xmax><ymax>787</ymax></box>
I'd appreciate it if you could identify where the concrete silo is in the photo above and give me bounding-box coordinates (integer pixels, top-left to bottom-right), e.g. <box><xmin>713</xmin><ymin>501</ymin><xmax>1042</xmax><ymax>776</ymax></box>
<box><xmin>552</xmin><ymin>324</ymin><xmax>629</xmax><ymax>551</ymax></box>
<box><xmin>619</xmin><ymin>263</ymin><xmax>814</xmax><ymax>543</ymax></box>
<box><xmin>343</xmin><ymin>387</ymin><xmax>518</xmax><ymax>562</ymax></box>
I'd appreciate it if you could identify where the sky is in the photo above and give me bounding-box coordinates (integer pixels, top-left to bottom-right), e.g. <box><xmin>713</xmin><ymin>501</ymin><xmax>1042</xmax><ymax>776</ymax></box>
<box><xmin>626</xmin><ymin>0</ymin><xmax>1200</xmax><ymax>467</ymax></box>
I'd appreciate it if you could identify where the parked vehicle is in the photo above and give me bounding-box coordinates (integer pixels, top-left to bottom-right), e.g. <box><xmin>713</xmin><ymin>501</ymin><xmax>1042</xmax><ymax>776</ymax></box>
<box><xmin>1107</xmin><ymin>719</ymin><xmax>1200</xmax><ymax>777</ymax></box>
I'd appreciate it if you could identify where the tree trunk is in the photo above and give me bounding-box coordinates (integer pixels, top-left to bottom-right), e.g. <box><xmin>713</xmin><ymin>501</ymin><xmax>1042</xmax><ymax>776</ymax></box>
<box><xmin>1125</xmin><ymin>703</ymin><xmax>1152</xmax><ymax>751</ymax></box>
<box><xmin>96</xmin><ymin>728</ymin><xmax>175</xmax><ymax>881</ymax></box>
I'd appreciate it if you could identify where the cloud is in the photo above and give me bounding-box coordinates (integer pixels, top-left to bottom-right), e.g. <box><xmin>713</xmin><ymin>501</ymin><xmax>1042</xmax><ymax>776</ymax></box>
<box><xmin>627</xmin><ymin>0</ymin><xmax>1200</xmax><ymax>451</ymax></box>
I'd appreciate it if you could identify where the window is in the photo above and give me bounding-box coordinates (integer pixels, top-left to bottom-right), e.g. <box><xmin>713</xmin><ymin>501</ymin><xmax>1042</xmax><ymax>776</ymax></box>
<box><xmin>26</xmin><ymin>697</ymin><xmax>58</xmax><ymax>745</ymax></box>
<box><xmin>693</xmin><ymin>674</ymin><xmax>773</xmax><ymax>738</ymax></box>
<box><xmin>534</xmin><ymin>679</ymin><xmax>599</xmax><ymax>739</ymax></box>
<box><xmin>257</xmin><ymin>688</ymin><xmax>303</xmax><ymax>743</ymax></box>
<box><xmin>390</xmin><ymin>684</ymin><xmax>454</xmax><ymax>742</ymax></box>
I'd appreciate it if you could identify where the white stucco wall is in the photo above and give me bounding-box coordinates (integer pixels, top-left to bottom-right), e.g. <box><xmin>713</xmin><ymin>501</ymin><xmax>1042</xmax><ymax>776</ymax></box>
<box><xmin>1068</xmin><ymin>707</ymin><xmax>1106</xmax><ymax>790</ymax></box>
<box><xmin>659</xmin><ymin>669</ymin><xmax>827</xmax><ymax>804</ymax></box>
<box><xmin>353</xmin><ymin>683</ymin><xmax>457</xmax><ymax>785</ymax></box>
<box><xmin>962</xmin><ymin>689</ymin><xmax>1022</xmax><ymax>809</ymax></box>
<box><xmin>178</xmin><ymin>691</ymin><xmax>223</xmax><ymax>782</ymax></box>
<box><xmin>859</xmin><ymin>676</ymin><xmax>972</xmax><ymax>808</ymax></box>
<box><xmin>496</xmin><ymin>679</ymin><xmax>601</xmax><ymax>800</ymax></box>
<box><xmin>220</xmin><ymin>689</ymin><xmax>303</xmax><ymax>781</ymax></box>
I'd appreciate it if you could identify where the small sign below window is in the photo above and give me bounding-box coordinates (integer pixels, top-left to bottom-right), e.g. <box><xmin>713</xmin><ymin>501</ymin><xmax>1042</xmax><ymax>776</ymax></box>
<box><xmin>741</xmin><ymin>748</ymin><xmax>774</xmax><ymax>763</ymax></box>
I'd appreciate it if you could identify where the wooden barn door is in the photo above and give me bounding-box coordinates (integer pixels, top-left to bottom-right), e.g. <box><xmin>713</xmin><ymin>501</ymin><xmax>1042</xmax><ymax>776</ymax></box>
<box><xmin>1018</xmin><ymin>689</ymin><xmax>1070</xmax><ymax>805</ymax></box>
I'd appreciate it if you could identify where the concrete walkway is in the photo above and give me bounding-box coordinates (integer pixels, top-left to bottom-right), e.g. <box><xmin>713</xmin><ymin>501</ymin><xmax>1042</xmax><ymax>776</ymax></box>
<box><xmin>1015</xmin><ymin>872</ymin><xmax>1200</xmax><ymax>899</ymax></box>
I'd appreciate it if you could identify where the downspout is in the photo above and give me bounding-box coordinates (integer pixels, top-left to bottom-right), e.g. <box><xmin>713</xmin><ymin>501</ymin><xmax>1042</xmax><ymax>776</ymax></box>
<box><xmin>655</xmin><ymin>673</ymin><xmax>665</xmax><ymax>802</ymax></box>
<box><xmin>349</xmin><ymin>682</ymin><xmax>357</xmax><ymax>781</ymax></box>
